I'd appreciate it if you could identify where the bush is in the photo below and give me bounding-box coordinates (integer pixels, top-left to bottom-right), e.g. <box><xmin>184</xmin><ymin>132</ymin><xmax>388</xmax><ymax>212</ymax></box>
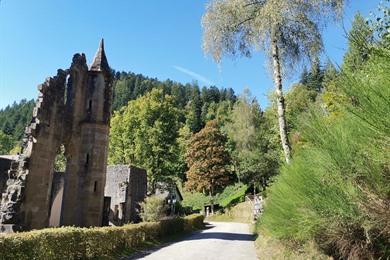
<box><xmin>139</xmin><ymin>195</ymin><xmax>167</xmax><ymax>222</ymax></box>
<box><xmin>182</xmin><ymin>191</ymin><xmax>210</xmax><ymax>211</ymax></box>
<box><xmin>259</xmin><ymin>52</ymin><xmax>390</xmax><ymax>259</ymax></box>
<box><xmin>0</xmin><ymin>214</ymin><xmax>204</xmax><ymax>259</ymax></box>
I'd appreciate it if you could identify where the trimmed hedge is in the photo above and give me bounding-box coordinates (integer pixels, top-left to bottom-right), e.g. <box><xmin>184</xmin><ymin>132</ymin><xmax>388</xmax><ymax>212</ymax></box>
<box><xmin>0</xmin><ymin>214</ymin><xmax>204</xmax><ymax>259</ymax></box>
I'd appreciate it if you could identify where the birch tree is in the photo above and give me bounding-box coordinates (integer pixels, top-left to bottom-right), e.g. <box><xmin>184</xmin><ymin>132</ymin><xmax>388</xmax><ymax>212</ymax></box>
<box><xmin>202</xmin><ymin>0</ymin><xmax>344</xmax><ymax>163</ymax></box>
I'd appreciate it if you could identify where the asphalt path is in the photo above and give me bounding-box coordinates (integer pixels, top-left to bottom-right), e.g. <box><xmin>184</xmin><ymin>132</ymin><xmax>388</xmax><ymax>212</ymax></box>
<box><xmin>126</xmin><ymin>221</ymin><xmax>257</xmax><ymax>260</ymax></box>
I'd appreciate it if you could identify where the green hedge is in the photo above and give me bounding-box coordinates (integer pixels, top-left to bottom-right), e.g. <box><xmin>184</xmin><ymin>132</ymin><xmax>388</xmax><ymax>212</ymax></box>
<box><xmin>0</xmin><ymin>214</ymin><xmax>204</xmax><ymax>259</ymax></box>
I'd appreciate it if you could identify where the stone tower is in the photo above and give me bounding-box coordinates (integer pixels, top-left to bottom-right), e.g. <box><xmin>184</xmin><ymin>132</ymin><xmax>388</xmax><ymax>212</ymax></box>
<box><xmin>0</xmin><ymin>40</ymin><xmax>113</xmax><ymax>231</ymax></box>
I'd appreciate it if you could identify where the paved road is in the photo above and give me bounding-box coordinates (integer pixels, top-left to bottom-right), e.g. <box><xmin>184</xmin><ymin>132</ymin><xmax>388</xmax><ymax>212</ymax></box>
<box><xmin>127</xmin><ymin>222</ymin><xmax>257</xmax><ymax>260</ymax></box>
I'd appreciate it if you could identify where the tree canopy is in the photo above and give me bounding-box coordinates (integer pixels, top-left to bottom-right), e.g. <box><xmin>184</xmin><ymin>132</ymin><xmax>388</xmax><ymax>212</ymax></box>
<box><xmin>185</xmin><ymin>120</ymin><xmax>233</xmax><ymax>197</ymax></box>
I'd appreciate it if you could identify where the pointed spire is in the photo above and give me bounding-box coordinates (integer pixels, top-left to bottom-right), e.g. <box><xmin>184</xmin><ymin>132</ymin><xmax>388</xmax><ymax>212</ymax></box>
<box><xmin>90</xmin><ymin>39</ymin><xmax>110</xmax><ymax>72</ymax></box>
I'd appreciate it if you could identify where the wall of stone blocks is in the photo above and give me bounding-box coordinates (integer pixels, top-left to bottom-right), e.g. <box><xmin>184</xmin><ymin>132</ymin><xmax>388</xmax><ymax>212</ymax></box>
<box><xmin>128</xmin><ymin>166</ymin><xmax>147</xmax><ymax>223</ymax></box>
<box><xmin>104</xmin><ymin>165</ymin><xmax>147</xmax><ymax>225</ymax></box>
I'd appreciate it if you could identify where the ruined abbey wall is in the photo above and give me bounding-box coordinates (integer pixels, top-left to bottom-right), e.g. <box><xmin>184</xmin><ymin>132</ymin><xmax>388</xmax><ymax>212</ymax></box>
<box><xmin>0</xmin><ymin>41</ymin><xmax>113</xmax><ymax>231</ymax></box>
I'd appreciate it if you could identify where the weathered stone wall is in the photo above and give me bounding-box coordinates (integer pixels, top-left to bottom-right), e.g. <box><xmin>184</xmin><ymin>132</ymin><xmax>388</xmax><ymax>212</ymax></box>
<box><xmin>104</xmin><ymin>165</ymin><xmax>147</xmax><ymax>225</ymax></box>
<box><xmin>0</xmin><ymin>156</ymin><xmax>16</xmax><ymax>202</ymax></box>
<box><xmin>0</xmin><ymin>41</ymin><xmax>113</xmax><ymax>231</ymax></box>
<box><xmin>128</xmin><ymin>166</ymin><xmax>147</xmax><ymax>222</ymax></box>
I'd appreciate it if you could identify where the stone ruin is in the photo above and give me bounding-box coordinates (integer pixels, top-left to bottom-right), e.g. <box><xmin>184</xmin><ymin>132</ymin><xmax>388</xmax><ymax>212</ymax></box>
<box><xmin>0</xmin><ymin>40</ymin><xmax>113</xmax><ymax>232</ymax></box>
<box><xmin>103</xmin><ymin>165</ymin><xmax>147</xmax><ymax>226</ymax></box>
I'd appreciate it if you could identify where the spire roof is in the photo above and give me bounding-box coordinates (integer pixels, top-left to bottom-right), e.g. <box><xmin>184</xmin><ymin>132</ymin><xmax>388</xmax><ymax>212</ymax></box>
<box><xmin>90</xmin><ymin>39</ymin><xmax>110</xmax><ymax>72</ymax></box>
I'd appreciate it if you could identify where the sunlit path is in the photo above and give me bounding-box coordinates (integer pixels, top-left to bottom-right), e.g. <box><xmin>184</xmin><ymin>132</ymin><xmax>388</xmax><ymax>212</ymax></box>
<box><xmin>127</xmin><ymin>222</ymin><xmax>257</xmax><ymax>260</ymax></box>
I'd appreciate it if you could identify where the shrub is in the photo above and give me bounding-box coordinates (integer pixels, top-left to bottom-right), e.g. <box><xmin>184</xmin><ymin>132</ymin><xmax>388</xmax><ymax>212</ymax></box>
<box><xmin>139</xmin><ymin>195</ymin><xmax>167</xmax><ymax>222</ymax></box>
<box><xmin>0</xmin><ymin>214</ymin><xmax>204</xmax><ymax>259</ymax></box>
<box><xmin>259</xmin><ymin>51</ymin><xmax>390</xmax><ymax>259</ymax></box>
<box><xmin>182</xmin><ymin>191</ymin><xmax>210</xmax><ymax>211</ymax></box>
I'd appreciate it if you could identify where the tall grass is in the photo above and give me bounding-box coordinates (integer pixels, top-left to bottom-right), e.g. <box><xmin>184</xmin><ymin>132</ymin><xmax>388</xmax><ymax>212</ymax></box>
<box><xmin>259</xmin><ymin>51</ymin><xmax>389</xmax><ymax>259</ymax></box>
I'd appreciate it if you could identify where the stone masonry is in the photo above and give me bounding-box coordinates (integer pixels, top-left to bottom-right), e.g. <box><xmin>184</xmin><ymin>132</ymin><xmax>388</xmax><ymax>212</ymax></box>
<box><xmin>104</xmin><ymin>165</ymin><xmax>147</xmax><ymax>225</ymax></box>
<box><xmin>0</xmin><ymin>40</ymin><xmax>113</xmax><ymax>231</ymax></box>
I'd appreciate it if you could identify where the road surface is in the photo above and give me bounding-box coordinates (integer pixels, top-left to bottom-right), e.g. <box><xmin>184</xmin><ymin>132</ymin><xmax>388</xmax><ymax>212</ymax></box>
<box><xmin>127</xmin><ymin>222</ymin><xmax>257</xmax><ymax>260</ymax></box>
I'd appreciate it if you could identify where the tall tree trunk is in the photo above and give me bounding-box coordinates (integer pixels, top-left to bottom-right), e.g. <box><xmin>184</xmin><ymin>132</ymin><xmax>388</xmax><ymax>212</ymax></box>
<box><xmin>271</xmin><ymin>27</ymin><xmax>291</xmax><ymax>164</ymax></box>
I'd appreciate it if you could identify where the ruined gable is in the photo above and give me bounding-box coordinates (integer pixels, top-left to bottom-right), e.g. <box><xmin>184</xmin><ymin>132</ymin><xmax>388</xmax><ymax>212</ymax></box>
<box><xmin>0</xmin><ymin>40</ymin><xmax>113</xmax><ymax>232</ymax></box>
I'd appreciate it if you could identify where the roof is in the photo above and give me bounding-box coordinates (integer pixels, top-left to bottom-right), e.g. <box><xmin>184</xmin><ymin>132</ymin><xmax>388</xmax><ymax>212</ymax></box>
<box><xmin>155</xmin><ymin>182</ymin><xmax>183</xmax><ymax>201</ymax></box>
<box><xmin>90</xmin><ymin>39</ymin><xmax>110</xmax><ymax>73</ymax></box>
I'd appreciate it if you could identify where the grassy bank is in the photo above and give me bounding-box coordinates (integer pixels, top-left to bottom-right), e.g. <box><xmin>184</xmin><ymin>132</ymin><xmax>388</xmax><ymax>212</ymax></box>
<box><xmin>258</xmin><ymin>50</ymin><xmax>390</xmax><ymax>258</ymax></box>
<box><xmin>0</xmin><ymin>214</ymin><xmax>204</xmax><ymax>259</ymax></box>
<box><xmin>206</xmin><ymin>201</ymin><xmax>253</xmax><ymax>223</ymax></box>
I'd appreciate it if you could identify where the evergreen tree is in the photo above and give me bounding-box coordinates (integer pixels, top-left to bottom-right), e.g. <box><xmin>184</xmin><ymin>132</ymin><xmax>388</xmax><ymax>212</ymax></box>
<box><xmin>0</xmin><ymin>99</ymin><xmax>34</xmax><ymax>141</ymax></box>
<box><xmin>186</xmin><ymin>85</ymin><xmax>203</xmax><ymax>133</ymax></box>
<box><xmin>343</xmin><ymin>13</ymin><xmax>374</xmax><ymax>71</ymax></box>
<box><xmin>300</xmin><ymin>59</ymin><xmax>324</xmax><ymax>93</ymax></box>
<box><xmin>0</xmin><ymin>131</ymin><xmax>14</xmax><ymax>155</ymax></box>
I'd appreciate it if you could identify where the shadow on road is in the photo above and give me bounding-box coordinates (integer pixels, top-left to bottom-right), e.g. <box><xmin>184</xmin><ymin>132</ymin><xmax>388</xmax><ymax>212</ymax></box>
<box><xmin>125</xmin><ymin>223</ymin><xmax>256</xmax><ymax>259</ymax></box>
<box><xmin>184</xmin><ymin>232</ymin><xmax>255</xmax><ymax>241</ymax></box>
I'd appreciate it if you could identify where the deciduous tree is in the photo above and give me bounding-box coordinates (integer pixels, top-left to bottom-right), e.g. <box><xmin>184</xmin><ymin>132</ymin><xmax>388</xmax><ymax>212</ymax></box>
<box><xmin>226</xmin><ymin>89</ymin><xmax>279</xmax><ymax>189</ymax></box>
<box><xmin>185</xmin><ymin>120</ymin><xmax>232</xmax><ymax>212</ymax></box>
<box><xmin>202</xmin><ymin>0</ymin><xmax>344</xmax><ymax>163</ymax></box>
<box><xmin>109</xmin><ymin>88</ymin><xmax>180</xmax><ymax>188</ymax></box>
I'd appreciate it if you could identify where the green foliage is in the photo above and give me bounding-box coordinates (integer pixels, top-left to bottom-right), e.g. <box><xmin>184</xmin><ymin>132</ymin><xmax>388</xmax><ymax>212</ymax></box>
<box><xmin>109</xmin><ymin>88</ymin><xmax>181</xmax><ymax>187</ymax></box>
<box><xmin>0</xmin><ymin>131</ymin><xmax>14</xmax><ymax>155</ymax></box>
<box><xmin>112</xmin><ymin>71</ymin><xmax>236</xmax><ymax>123</ymax></box>
<box><xmin>259</xmin><ymin>50</ymin><xmax>390</xmax><ymax>259</ymax></box>
<box><xmin>300</xmin><ymin>61</ymin><xmax>324</xmax><ymax>93</ymax></box>
<box><xmin>182</xmin><ymin>191</ymin><xmax>210</xmax><ymax>211</ymax></box>
<box><xmin>0</xmin><ymin>214</ymin><xmax>204</xmax><ymax>259</ymax></box>
<box><xmin>54</xmin><ymin>145</ymin><xmax>66</xmax><ymax>172</ymax></box>
<box><xmin>182</xmin><ymin>184</ymin><xmax>248</xmax><ymax>211</ymax></box>
<box><xmin>216</xmin><ymin>183</ymin><xmax>247</xmax><ymax>208</ymax></box>
<box><xmin>343</xmin><ymin>13</ymin><xmax>374</xmax><ymax>72</ymax></box>
<box><xmin>0</xmin><ymin>99</ymin><xmax>34</xmax><ymax>144</ymax></box>
<box><xmin>226</xmin><ymin>90</ymin><xmax>280</xmax><ymax>186</ymax></box>
<box><xmin>285</xmin><ymin>83</ymin><xmax>318</xmax><ymax>134</ymax></box>
<box><xmin>186</xmin><ymin>85</ymin><xmax>203</xmax><ymax>132</ymax></box>
<box><xmin>139</xmin><ymin>195</ymin><xmax>168</xmax><ymax>222</ymax></box>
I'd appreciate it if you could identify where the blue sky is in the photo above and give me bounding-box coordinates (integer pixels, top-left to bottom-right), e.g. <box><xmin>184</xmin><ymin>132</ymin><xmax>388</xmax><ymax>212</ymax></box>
<box><xmin>0</xmin><ymin>1</ymin><xmax>381</xmax><ymax>109</ymax></box>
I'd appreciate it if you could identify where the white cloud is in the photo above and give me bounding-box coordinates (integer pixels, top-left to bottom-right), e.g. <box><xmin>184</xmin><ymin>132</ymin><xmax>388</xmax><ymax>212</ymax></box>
<box><xmin>173</xmin><ymin>65</ymin><xmax>214</xmax><ymax>86</ymax></box>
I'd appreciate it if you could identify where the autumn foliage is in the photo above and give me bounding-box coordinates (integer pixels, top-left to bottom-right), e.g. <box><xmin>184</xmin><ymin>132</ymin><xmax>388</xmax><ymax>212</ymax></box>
<box><xmin>185</xmin><ymin>120</ymin><xmax>232</xmax><ymax>197</ymax></box>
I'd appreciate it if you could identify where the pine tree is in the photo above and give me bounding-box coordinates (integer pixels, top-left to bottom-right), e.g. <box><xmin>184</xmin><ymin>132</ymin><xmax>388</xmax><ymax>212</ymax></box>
<box><xmin>186</xmin><ymin>85</ymin><xmax>203</xmax><ymax>133</ymax></box>
<box><xmin>343</xmin><ymin>13</ymin><xmax>374</xmax><ymax>72</ymax></box>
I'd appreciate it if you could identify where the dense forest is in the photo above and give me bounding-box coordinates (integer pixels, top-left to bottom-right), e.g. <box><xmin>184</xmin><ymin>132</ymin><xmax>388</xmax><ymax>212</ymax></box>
<box><xmin>0</xmin><ymin>99</ymin><xmax>35</xmax><ymax>154</ymax></box>
<box><xmin>0</xmin><ymin>72</ymin><xmax>236</xmax><ymax>153</ymax></box>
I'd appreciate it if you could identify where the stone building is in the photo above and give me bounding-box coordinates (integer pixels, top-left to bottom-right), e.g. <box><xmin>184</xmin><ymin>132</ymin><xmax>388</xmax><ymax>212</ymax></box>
<box><xmin>103</xmin><ymin>165</ymin><xmax>147</xmax><ymax>226</ymax></box>
<box><xmin>0</xmin><ymin>40</ymin><xmax>113</xmax><ymax>232</ymax></box>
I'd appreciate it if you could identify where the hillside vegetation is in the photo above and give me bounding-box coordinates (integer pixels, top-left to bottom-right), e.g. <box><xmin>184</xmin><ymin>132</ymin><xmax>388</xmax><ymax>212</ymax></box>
<box><xmin>259</xmin><ymin>34</ymin><xmax>390</xmax><ymax>260</ymax></box>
